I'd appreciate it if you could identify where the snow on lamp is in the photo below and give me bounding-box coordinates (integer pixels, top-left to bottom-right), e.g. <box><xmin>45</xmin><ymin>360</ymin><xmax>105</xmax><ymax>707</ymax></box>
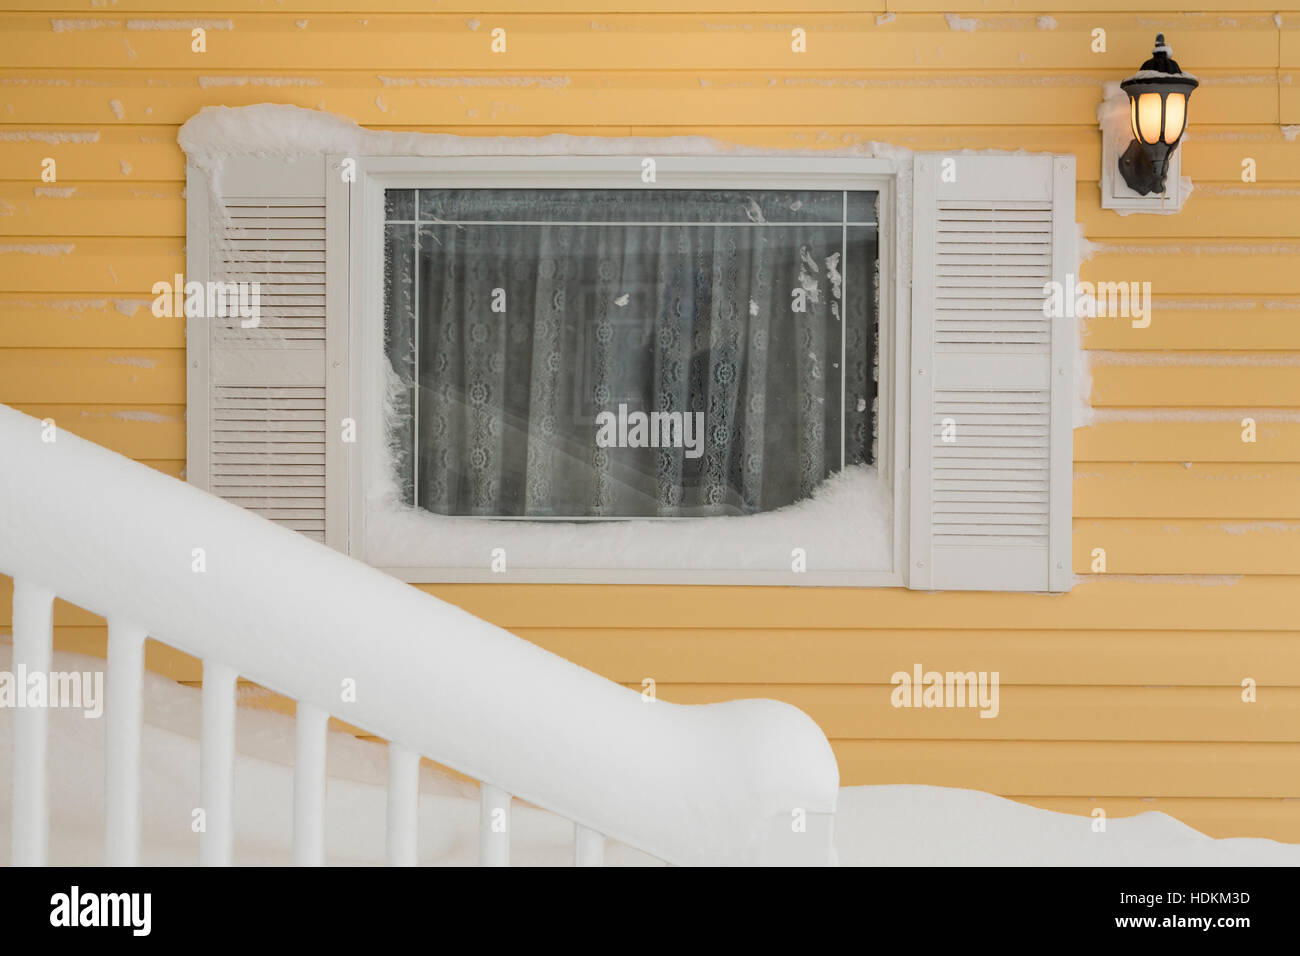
<box><xmin>1118</xmin><ymin>33</ymin><xmax>1198</xmax><ymax>196</ymax></box>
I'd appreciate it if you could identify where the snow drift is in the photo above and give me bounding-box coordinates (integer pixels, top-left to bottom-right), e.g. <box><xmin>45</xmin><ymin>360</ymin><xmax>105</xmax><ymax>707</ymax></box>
<box><xmin>3</xmin><ymin>645</ymin><xmax>1293</xmax><ymax>867</ymax></box>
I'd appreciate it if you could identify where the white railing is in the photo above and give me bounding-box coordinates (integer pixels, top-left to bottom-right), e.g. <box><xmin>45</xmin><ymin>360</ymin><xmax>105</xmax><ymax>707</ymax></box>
<box><xmin>0</xmin><ymin>404</ymin><xmax>838</xmax><ymax>866</ymax></box>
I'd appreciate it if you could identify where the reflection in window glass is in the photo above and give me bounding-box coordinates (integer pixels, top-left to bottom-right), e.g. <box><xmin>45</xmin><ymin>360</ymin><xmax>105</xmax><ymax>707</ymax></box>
<box><xmin>383</xmin><ymin>187</ymin><xmax>879</xmax><ymax>519</ymax></box>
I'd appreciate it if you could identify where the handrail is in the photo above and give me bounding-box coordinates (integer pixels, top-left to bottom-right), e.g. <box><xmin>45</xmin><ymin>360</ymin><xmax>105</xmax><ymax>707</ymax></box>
<box><xmin>0</xmin><ymin>404</ymin><xmax>838</xmax><ymax>866</ymax></box>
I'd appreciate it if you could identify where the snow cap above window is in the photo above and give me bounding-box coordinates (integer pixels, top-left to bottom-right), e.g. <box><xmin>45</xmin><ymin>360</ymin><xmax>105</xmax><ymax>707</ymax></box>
<box><xmin>177</xmin><ymin>103</ymin><xmax>912</xmax><ymax>175</ymax></box>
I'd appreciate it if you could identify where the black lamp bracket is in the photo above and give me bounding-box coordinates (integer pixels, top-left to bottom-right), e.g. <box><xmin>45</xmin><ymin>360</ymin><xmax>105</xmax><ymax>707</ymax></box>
<box><xmin>1118</xmin><ymin>139</ymin><xmax>1166</xmax><ymax>196</ymax></box>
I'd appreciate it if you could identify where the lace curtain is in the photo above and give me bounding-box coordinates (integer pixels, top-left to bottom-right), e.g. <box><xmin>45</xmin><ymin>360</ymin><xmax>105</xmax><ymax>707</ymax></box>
<box><xmin>385</xmin><ymin>187</ymin><xmax>877</xmax><ymax>518</ymax></box>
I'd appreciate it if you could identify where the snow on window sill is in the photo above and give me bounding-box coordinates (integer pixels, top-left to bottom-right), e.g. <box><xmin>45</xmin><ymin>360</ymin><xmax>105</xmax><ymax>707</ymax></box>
<box><xmin>364</xmin><ymin>464</ymin><xmax>894</xmax><ymax>579</ymax></box>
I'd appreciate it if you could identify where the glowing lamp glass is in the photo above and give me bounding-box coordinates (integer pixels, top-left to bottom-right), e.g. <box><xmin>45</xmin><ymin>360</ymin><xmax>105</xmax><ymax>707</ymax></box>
<box><xmin>1135</xmin><ymin>93</ymin><xmax>1164</xmax><ymax>145</ymax></box>
<box><xmin>1162</xmin><ymin>93</ymin><xmax>1186</xmax><ymax>145</ymax></box>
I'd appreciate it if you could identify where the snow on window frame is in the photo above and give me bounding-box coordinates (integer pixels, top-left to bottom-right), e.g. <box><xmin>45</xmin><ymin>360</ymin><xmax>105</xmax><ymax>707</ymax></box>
<box><xmin>350</xmin><ymin>155</ymin><xmax>908</xmax><ymax>587</ymax></box>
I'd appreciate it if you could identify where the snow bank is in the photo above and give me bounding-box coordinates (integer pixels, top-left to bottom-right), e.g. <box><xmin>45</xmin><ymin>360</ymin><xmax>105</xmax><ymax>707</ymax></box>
<box><xmin>835</xmin><ymin>785</ymin><xmax>1300</xmax><ymax>866</ymax></box>
<box><xmin>4</xmin><ymin>645</ymin><xmax>1292</xmax><ymax>866</ymax></box>
<box><xmin>0</xmin><ymin>403</ymin><xmax>838</xmax><ymax>866</ymax></box>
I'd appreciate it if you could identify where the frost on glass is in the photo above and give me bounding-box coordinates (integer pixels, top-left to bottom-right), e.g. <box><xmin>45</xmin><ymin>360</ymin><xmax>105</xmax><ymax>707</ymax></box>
<box><xmin>382</xmin><ymin>187</ymin><xmax>879</xmax><ymax>520</ymax></box>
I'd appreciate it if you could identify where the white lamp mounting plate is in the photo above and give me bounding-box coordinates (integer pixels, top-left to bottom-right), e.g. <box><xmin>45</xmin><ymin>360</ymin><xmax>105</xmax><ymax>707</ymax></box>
<box><xmin>1100</xmin><ymin>133</ymin><xmax>1188</xmax><ymax>214</ymax></box>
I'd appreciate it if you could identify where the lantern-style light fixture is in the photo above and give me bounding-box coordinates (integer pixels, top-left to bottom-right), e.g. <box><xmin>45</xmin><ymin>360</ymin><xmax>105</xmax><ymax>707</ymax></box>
<box><xmin>1118</xmin><ymin>33</ymin><xmax>1198</xmax><ymax>196</ymax></box>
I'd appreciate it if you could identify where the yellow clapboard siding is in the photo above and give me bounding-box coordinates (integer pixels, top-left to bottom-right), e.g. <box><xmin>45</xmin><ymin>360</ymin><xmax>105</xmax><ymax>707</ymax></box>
<box><xmin>1076</xmin><ymin>421</ymin><xmax>1300</xmax><ymax>463</ymax></box>
<box><xmin>2</xmin><ymin>13</ymin><xmax>1280</xmax><ymax>72</ymax></box>
<box><xmin>1088</xmin><ymin>359</ymin><xmax>1300</xmax><ymax>407</ymax></box>
<box><xmin>0</xmin><ymin>125</ymin><xmax>180</xmax><ymax>182</ymax></box>
<box><xmin>1079</xmin><ymin>183</ymin><xmax>1300</xmax><ymax>239</ymax></box>
<box><xmin>37</xmin><ymin>624</ymin><xmax>1300</xmax><ymax>688</ymax></box>
<box><xmin>1286</xmin><ymin>23</ymin><xmax>1300</xmax><ymax>65</ymax></box>
<box><xmin>1084</xmin><ymin>243</ymin><xmax>1300</xmax><ymax>295</ymax></box>
<box><xmin>1179</xmin><ymin>129</ymin><xmax>1300</xmax><ymax>183</ymax></box>
<box><xmin>13</xmin><ymin>0</ymin><xmax>1300</xmax><ymax>10</ymax></box>
<box><xmin>521</xmin><ymin>627</ymin><xmax>1300</xmax><ymax>686</ymax></box>
<box><xmin>2</xmin><ymin>1</ymin><xmax>887</xmax><ymax>11</ymax></box>
<box><xmin>0</xmin><ymin>182</ymin><xmax>183</xmax><ymax>238</ymax></box>
<box><xmin>0</xmin><ymin>238</ymin><xmax>182</xmax><ymax>293</ymax></box>
<box><xmin>6</xmin><ymin>403</ymin><xmax>184</xmax><ymax>459</ymax></box>
<box><xmin>1282</xmin><ymin>76</ymin><xmax>1300</xmax><ymax>123</ymax></box>
<box><xmin>0</xmin><ymin>348</ymin><xmax>184</xmax><ymax>404</ymax></box>
<box><xmin>834</xmin><ymin>740</ymin><xmax>1300</xmax><ymax>798</ymax></box>
<box><xmin>0</xmin><ymin>124</ymin><xmax>617</xmax><ymax>183</ymax></box>
<box><xmin>0</xmin><ymin>70</ymin><xmax>1273</xmax><ymax>127</ymax></box>
<box><xmin>641</xmin><ymin>126</ymin><xmax>1295</xmax><ymax>184</ymax></box>
<box><xmin>1014</xmin><ymin>796</ymin><xmax>1300</xmax><ymax>843</ymax></box>
<box><xmin>1073</xmin><ymin>519</ymin><xmax>1300</xmax><ymax>574</ymax></box>
<box><xmin>411</xmin><ymin>577</ymin><xmax>1300</xmax><ymax>630</ymax></box>
<box><xmin>0</xmin><ymin>125</ymin><xmax>1291</xmax><ymax>188</ymax></box>
<box><xmin>1083</xmin><ymin>299</ymin><xmax>1300</xmax><ymax>351</ymax></box>
<box><xmin>0</xmin><ymin>295</ymin><xmax>180</xmax><ymax>348</ymax></box>
<box><xmin>638</xmin><ymin>683</ymin><xmax>1300</xmax><ymax>742</ymax></box>
<box><xmin>1075</xmin><ymin>463</ymin><xmax>1300</xmax><ymax>519</ymax></box>
<box><xmin>893</xmin><ymin>1</ymin><xmax>1300</xmax><ymax>10</ymax></box>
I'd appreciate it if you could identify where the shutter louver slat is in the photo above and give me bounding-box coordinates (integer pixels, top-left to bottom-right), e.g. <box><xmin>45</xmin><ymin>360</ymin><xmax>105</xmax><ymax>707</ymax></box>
<box><xmin>215</xmin><ymin>195</ymin><xmax>327</xmax><ymax>347</ymax></box>
<box><xmin>209</xmin><ymin>383</ymin><xmax>327</xmax><ymax>542</ymax></box>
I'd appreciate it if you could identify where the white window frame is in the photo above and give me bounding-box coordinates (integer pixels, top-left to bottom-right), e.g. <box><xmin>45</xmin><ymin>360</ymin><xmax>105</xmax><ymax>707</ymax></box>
<box><xmin>342</xmin><ymin>155</ymin><xmax>910</xmax><ymax>586</ymax></box>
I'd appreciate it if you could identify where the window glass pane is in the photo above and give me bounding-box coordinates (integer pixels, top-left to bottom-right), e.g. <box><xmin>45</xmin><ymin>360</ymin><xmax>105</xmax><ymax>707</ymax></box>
<box><xmin>384</xmin><ymin>187</ymin><xmax>879</xmax><ymax>519</ymax></box>
<box><xmin>385</xmin><ymin>188</ymin><xmax>415</xmax><ymax>221</ymax></box>
<box><xmin>845</xmin><ymin>190</ymin><xmax>877</xmax><ymax>224</ymax></box>
<box><xmin>416</xmin><ymin>187</ymin><xmax>849</xmax><ymax>224</ymax></box>
<box><xmin>384</xmin><ymin>222</ymin><xmax>417</xmax><ymax>504</ymax></box>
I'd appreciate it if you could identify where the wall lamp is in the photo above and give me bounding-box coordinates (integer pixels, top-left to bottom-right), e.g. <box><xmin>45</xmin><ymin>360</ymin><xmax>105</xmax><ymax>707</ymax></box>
<box><xmin>1118</xmin><ymin>34</ymin><xmax>1198</xmax><ymax>196</ymax></box>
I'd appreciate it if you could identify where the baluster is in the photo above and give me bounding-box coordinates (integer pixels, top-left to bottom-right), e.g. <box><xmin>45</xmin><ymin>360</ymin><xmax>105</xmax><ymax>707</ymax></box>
<box><xmin>11</xmin><ymin>580</ymin><xmax>53</xmax><ymax>866</ymax></box>
<box><xmin>104</xmin><ymin>620</ymin><xmax>146</xmax><ymax>866</ymax></box>
<box><xmin>385</xmin><ymin>744</ymin><xmax>420</xmax><ymax>867</ymax></box>
<box><xmin>199</xmin><ymin>660</ymin><xmax>237</xmax><ymax>866</ymax></box>
<box><xmin>479</xmin><ymin>784</ymin><xmax>511</xmax><ymax>867</ymax></box>
<box><xmin>574</xmin><ymin>825</ymin><xmax>605</xmax><ymax>867</ymax></box>
<box><xmin>293</xmin><ymin>702</ymin><xmax>328</xmax><ymax>866</ymax></box>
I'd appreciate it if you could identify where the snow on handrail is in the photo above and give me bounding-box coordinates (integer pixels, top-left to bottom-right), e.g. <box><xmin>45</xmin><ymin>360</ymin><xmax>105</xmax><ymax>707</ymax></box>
<box><xmin>0</xmin><ymin>404</ymin><xmax>838</xmax><ymax>866</ymax></box>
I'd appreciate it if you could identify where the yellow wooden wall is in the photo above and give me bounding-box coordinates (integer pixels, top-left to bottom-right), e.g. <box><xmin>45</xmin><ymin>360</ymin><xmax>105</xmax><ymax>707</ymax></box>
<box><xmin>1</xmin><ymin>2</ymin><xmax>1299</xmax><ymax>842</ymax></box>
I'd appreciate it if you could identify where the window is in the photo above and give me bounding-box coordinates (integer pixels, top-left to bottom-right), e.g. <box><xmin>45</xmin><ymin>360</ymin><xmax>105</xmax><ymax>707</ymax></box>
<box><xmin>185</xmin><ymin>144</ymin><xmax>1074</xmax><ymax>591</ymax></box>
<box><xmin>381</xmin><ymin>186</ymin><xmax>878</xmax><ymax>520</ymax></box>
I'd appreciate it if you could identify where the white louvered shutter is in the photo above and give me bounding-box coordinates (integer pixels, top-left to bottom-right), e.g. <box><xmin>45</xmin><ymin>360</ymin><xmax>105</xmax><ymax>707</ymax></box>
<box><xmin>909</xmin><ymin>154</ymin><xmax>1074</xmax><ymax>592</ymax></box>
<box><xmin>185</xmin><ymin>155</ymin><xmax>349</xmax><ymax>548</ymax></box>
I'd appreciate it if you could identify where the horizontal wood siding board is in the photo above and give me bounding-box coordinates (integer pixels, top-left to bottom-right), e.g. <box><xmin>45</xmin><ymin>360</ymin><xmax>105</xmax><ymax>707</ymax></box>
<box><xmin>632</xmin><ymin>683</ymin><xmax>1300</xmax><ymax>742</ymax></box>
<box><xmin>833</xmin><ymin>740</ymin><xmax>1300</xmax><ymax>798</ymax></box>
<box><xmin>1074</xmin><ymin>463</ymin><xmax>1300</xmax><ymax>518</ymax></box>
<box><xmin>8</xmin><ymin>576</ymin><xmax>1300</xmax><ymax>631</ymax></box>
<box><xmin>0</xmin><ymin>14</ymin><xmax>1280</xmax><ymax>71</ymax></box>
<box><xmin>418</xmin><ymin>578</ymin><xmax>1297</xmax><ymax>629</ymax></box>
<box><xmin>0</xmin><ymin>70</ymin><xmax>1276</xmax><ymax>126</ymax></box>
<box><xmin>521</xmin><ymin>628</ymin><xmax>1300</xmax><ymax>686</ymax></box>
<box><xmin>1076</xmin><ymin>422</ymin><xmax>1300</xmax><ymax>464</ymax></box>
<box><xmin>1071</xmin><ymin>519</ymin><xmax>1300</xmax><ymax>574</ymax></box>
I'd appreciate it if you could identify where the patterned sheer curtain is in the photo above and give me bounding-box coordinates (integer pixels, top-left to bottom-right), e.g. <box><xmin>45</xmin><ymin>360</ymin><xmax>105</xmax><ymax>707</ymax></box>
<box><xmin>385</xmin><ymin>187</ymin><xmax>877</xmax><ymax>518</ymax></box>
